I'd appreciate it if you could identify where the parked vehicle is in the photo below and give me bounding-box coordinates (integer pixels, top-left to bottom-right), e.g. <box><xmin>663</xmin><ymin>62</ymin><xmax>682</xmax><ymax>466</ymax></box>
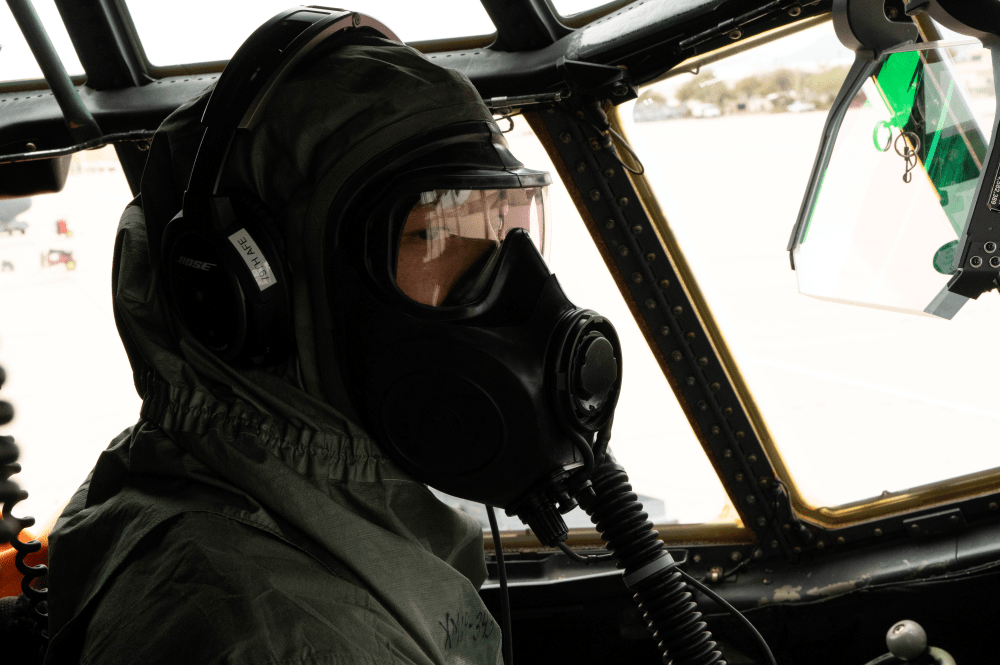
<box><xmin>787</xmin><ymin>100</ymin><xmax>817</xmax><ymax>112</ymax></box>
<box><xmin>690</xmin><ymin>102</ymin><xmax>722</xmax><ymax>118</ymax></box>
<box><xmin>0</xmin><ymin>219</ymin><xmax>28</xmax><ymax>235</ymax></box>
<box><xmin>41</xmin><ymin>249</ymin><xmax>76</xmax><ymax>270</ymax></box>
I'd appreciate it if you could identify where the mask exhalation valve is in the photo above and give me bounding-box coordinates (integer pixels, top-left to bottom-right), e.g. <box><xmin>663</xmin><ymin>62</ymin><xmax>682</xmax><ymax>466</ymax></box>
<box><xmin>554</xmin><ymin>312</ymin><xmax>622</xmax><ymax>431</ymax></box>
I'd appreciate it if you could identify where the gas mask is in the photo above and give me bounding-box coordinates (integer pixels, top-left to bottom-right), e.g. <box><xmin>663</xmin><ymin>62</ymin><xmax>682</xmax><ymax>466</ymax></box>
<box><xmin>321</xmin><ymin>120</ymin><xmax>623</xmax><ymax>531</ymax></box>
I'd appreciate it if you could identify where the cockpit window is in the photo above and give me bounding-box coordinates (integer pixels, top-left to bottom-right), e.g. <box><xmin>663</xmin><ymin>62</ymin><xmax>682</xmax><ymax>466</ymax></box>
<box><xmin>123</xmin><ymin>1</ymin><xmax>497</xmax><ymax>67</ymax></box>
<box><xmin>0</xmin><ymin>0</ymin><xmax>83</xmax><ymax>83</ymax></box>
<box><xmin>0</xmin><ymin>147</ymin><xmax>139</xmax><ymax>527</ymax></box>
<box><xmin>622</xmin><ymin>20</ymin><xmax>1000</xmax><ymax>511</ymax></box>
<box><xmin>549</xmin><ymin>0</ymin><xmax>630</xmax><ymax>18</ymax></box>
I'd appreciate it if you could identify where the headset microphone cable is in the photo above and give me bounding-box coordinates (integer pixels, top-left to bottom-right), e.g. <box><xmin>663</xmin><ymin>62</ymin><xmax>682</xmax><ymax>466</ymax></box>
<box><xmin>486</xmin><ymin>506</ymin><xmax>513</xmax><ymax>665</ymax></box>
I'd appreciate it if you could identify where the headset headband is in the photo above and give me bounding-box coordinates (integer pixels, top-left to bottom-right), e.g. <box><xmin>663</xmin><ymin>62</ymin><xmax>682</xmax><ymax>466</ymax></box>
<box><xmin>184</xmin><ymin>6</ymin><xmax>401</xmax><ymax>211</ymax></box>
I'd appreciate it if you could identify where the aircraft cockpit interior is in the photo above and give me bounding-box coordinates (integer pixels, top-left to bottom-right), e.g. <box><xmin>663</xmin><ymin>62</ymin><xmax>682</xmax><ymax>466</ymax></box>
<box><xmin>1</xmin><ymin>0</ymin><xmax>999</xmax><ymax>663</ymax></box>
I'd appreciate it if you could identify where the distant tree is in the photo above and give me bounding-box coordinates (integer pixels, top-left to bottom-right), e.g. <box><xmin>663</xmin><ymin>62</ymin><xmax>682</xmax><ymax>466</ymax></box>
<box><xmin>677</xmin><ymin>70</ymin><xmax>733</xmax><ymax>107</ymax></box>
<box><xmin>761</xmin><ymin>68</ymin><xmax>801</xmax><ymax>95</ymax></box>
<box><xmin>802</xmin><ymin>66</ymin><xmax>852</xmax><ymax>98</ymax></box>
<box><xmin>733</xmin><ymin>75</ymin><xmax>765</xmax><ymax>98</ymax></box>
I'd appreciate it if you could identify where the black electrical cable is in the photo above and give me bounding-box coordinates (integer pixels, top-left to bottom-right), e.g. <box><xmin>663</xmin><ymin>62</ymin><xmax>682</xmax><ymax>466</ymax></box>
<box><xmin>486</xmin><ymin>506</ymin><xmax>513</xmax><ymax>665</ymax></box>
<box><xmin>0</xmin><ymin>130</ymin><xmax>156</xmax><ymax>165</ymax></box>
<box><xmin>710</xmin><ymin>478</ymin><xmax>788</xmax><ymax>584</ymax></box>
<box><xmin>557</xmin><ymin>541</ymin><xmax>613</xmax><ymax>564</ymax></box>
<box><xmin>569</xmin><ymin>430</ymin><xmax>596</xmax><ymax>476</ymax></box>
<box><xmin>677</xmin><ymin>568</ymin><xmax>778</xmax><ymax>665</ymax></box>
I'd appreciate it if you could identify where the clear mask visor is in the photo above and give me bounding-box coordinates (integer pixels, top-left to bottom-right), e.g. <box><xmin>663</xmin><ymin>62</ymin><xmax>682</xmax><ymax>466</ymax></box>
<box><xmin>395</xmin><ymin>187</ymin><xmax>549</xmax><ymax>307</ymax></box>
<box><xmin>792</xmin><ymin>39</ymin><xmax>996</xmax><ymax>318</ymax></box>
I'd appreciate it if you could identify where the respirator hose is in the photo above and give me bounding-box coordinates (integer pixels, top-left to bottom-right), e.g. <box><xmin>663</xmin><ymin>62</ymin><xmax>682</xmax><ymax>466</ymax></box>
<box><xmin>578</xmin><ymin>456</ymin><xmax>724</xmax><ymax>665</ymax></box>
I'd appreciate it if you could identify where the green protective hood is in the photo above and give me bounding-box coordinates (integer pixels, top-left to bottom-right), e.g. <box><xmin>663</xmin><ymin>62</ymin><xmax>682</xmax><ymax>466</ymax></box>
<box><xmin>46</xmin><ymin>36</ymin><xmax>502</xmax><ymax>665</ymax></box>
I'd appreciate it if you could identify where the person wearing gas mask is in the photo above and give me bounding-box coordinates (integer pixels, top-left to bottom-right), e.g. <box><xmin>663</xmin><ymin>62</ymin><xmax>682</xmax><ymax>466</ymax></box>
<box><xmin>43</xmin><ymin>8</ymin><xmax>623</xmax><ymax>665</ymax></box>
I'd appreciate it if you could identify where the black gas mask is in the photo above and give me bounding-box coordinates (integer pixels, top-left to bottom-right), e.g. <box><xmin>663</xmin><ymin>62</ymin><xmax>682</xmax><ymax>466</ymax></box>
<box><xmin>322</xmin><ymin>121</ymin><xmax>623</xmax><ymax>532</ymax></box>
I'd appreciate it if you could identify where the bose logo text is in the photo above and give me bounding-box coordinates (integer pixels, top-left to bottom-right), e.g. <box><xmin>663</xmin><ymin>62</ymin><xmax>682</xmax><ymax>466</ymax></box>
<box><xmin>177</xmin><ymin>256</ymin><xmax>217</xmax><ymax>271</ymax></box>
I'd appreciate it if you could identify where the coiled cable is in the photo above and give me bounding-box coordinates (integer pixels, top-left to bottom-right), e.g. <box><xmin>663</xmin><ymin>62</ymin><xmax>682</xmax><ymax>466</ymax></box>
<box><xmin>576</xmin><ymin>453</ymin><xmax>725</xmax><ymax>665</ymax></box>
<box><xmin>0</xmin><ymin>434</ymin><xmax>48</xmax><ymax>660</ymax></box>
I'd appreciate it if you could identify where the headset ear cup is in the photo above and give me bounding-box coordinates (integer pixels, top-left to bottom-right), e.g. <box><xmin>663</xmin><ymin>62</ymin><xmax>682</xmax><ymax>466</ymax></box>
<box><xmin>225</xmin><ymin>191</ymin><xmax>292</xmax><ymax>364</ymax></box>
<box><xmin>162</xmin><ymin>210</ymin><xmax>248</xmax><ymax>361</ymax></box>
<box><xmin>161</xmin><ymin>193</ymin><xmax>290</xmax><ymax>366</ymax></box>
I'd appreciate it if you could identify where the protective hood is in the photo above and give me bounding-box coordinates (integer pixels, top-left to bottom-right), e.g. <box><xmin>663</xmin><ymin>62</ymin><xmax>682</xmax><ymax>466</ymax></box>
<box><xmin>47</xmin><ymin>36</ymin><xmax>503</xmax><ymax>664</ymax></box>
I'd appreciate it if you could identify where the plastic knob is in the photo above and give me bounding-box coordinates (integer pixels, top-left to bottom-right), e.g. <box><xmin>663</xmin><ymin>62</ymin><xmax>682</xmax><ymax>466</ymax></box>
<box><xmin>886</xmin><ymin>620</ymin><xmax>928</xmax><ymax>662</ymax></box>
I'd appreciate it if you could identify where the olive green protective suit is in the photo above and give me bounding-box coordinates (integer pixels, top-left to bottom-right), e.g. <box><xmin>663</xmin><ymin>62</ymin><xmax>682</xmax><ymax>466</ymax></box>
<box><xmin>46</xmin><ymin>36</ymin><xmax>503</xmax><ymax>665</ymax></box>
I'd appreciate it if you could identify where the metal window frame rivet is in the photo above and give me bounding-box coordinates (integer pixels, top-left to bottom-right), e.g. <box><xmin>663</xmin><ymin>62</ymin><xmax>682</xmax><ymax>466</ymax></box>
<box><xmin>618</xmin><ymin>197</ymin><xmax>629</xmax><ymax>207</ymax></box>
<box><xmin>723</xmin><ymin>449</ymin><xmax>732</xmax><ymax>458</ymax></box>
<box><xmin>646</xmin><ymin>298</ymin><xmax>657</xmax><ymax>309</ymax></box>
<box><xmin>816</xmin><ymin>541</ymin><xmax>826</xmax><ymax>550</ymax></box>
<box><xmin>728</xmin><ymin>28</ymin><xmax>742</xmax><ymax>39</ymax></box>
<box><xmin>697</xmin><ymin>357</ymin><xmax>708</xmax><ymax>366</ymax></box>
<box><xmin>735</xmin><ymin>431</ymin><xmax>745</xmax><ymax>439</ymax></box>
<box><xmin>685</xmin><ymin>331</ymin><xmax>696</xmax><ymax>340</ymax></box>
<box><xmin>632</xmin><ymin>225</ymin><xmax>643</xmax><ymax>234</ymax></box>
<box><xmin>646</xmin><ymin>252</ymin><xmax>656</xmax><ymax>263</ymax></box>
<box><xmin>618</xmin><ymin>245</ymin><xmax>629</xmax><ymax>256</ymax></box>
<box><xmin>754</xmin><ymin>550</ymin><xmax>764</xmax><ymax>559</ymax></box>
<box><xmin>759</xmin><ymin>476</ymin><xmax>768</xmax><ymax>486</ymax></box>
<box><xmin>604</xmin><ymin>167</ymin><xmax>616</xmax><ymax>178</ymax></box>
<box><xmin>836</xmin><ymin>537</ymin><xmax>846</xmax><ymax>545</ymax></box>
<box><xmin>589</xmin><ymin>138</ymin><xmax>601</xmax><ymax>150</ymax></box>
<box><xmin>686</xmin><ymin>376</ymin><xmax>696</xmax><ymax>386</ymax></box>
<box><xmin>671</xmin><ymin>351</ymin><xmax>683</xmax><ymax>361</ymax></box>
<box><xmin>576</xmin><ymin>162</ymin><xmax>587</xmax><ymax>172</ymax></box>
<box><xmin>612</xmin><ymin>81</ymin><xmax>629</xmax><ymax>97</ymax></box>
<box><xmin>756</xmin><ymin>516</ymin><xmax>765</xmax><ymax>526</ymax></box>
<box><xmin>874</xmin><ymin>528</ymin><xmax>883</xmax><ymax>537</ymax></box>
<box><xmin>590</xmin><ymin>189</ymin><xmax>602</xmax><ymax>201</ymax></box>
<box><xmin>710</xmin><ymin>425</ymin><xmax>721</xmax><ymax>435</ymax></box>
<box><xmin>692</xmin><ymin>554</ymin><xmax>702</xmax><ymax>563</ymax></box>
<box><xmin>672</xmin><ymin>305</ymin><xmax>683</xmax><ymax>315</ymax></box>
<box><xmin>659</xmin><ymin>279</ymin><xmax>670</xmax><ymax>289</ymax></box>
<box><xmin>698</xmin><ymin>400</ymin><xmax>708</xmax><ymax>410</ymax></box>
<box><xmin>737</xmin><ymin>473</ymin><xmax>746</xmax><ymax>483</ymax></box>
<box><xmin>990</xmin><ymin>502</ymin><xmax>998</xmax><ymax>510</ymax></box>
<box><xmin>793</xmin><ymin>546</ymin><xmax>802</xmax><ymax>554</ymax></box>
<box><xmin>605</xmin><ymin>218</ymin><xmax>616</xmax><ymax>229</ymax></box>
<box><xmin>723</xmin><ymin>407</ymin><xmax>733</xmax><ymax>416</ymax></box>
<box><xmin>660</xmin><ymin>325</ymin><xmax>670</xmax><ymax>336</ymax></box>
<box><xmin>747</xmin><ymin>454</ymin><xmax>757</xmax><ymax>463</ymax></box>
<box><xmin>746</xmin><ymin>495</ymin><xmax>756</xmax><ymax>504</ymax></box>
<box><xmin>631</xmin><ymin>272</ymin><xmax>643</xmax><ymax>284</ymax></box>
<box><xmin>560</xmin><ymin>132</ymin><xmax>573</xmax><ymax>143</ymax></box>
<box><xmin>788</xmin><ymin>5</ymin><xmax>802</xmax><ymax>16</ymax></box>
<box><xmin>710</xmin><ymin>382</ymin><xmax>721</xmax><ymax>392</ymax></box>
<box><xmin>770</xmin><ymin>540</ymin><xmax>779</xmax><ymax>549</ymax></box>
<box><xmin>910</xmin><ymin>523</ymin><xmax>920</xmax><ymax>531</ymax></box>
<box><xmin>730</xmin><ymin>551</ymin><xmax>741</xmax><ymax>562</ymax></box>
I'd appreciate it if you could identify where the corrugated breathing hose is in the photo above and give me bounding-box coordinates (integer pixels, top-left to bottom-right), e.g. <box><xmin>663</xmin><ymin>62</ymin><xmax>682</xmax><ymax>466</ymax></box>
<box><xmin>576</xmin><ymin>455</ymin><xmax>725</xmax><ymax>665</ymax></box>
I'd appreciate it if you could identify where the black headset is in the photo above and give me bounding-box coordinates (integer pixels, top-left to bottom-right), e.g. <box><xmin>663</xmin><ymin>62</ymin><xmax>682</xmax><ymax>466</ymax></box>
<box><xmin>161</xmin><ymin>7</ymin><xmax>399</xmax><ymax>365</ymax></box>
